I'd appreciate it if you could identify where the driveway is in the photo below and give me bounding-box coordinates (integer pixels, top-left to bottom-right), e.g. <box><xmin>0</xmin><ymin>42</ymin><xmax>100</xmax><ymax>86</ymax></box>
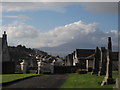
<box><xmin>2</xmin><ymin>74</ymin><xmax>67</xmax><ymax>89</ymax></box>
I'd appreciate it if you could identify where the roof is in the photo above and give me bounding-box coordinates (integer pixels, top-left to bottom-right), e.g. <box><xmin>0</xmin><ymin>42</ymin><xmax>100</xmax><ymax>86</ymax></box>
<box><xmin>85</xmin><ymin>51</ymin><xmax>118</xmax><ymax>61</ymax></box>
<box><xmin>85</xmin><ymin>54</ymin><xmax>95</xmax><ymax>60</ymax></box>
<box><xmin>76</xmin><ymin>49</ymin><xmax>95</xmax><ymax>59</ymax></box>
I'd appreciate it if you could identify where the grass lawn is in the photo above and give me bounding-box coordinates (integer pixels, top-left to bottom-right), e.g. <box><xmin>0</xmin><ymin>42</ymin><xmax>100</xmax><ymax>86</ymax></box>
<box><xmin>60</xmin><ymin>71</ymin><xmax>118</xmax><ymax>88</ymax></box>
<box><xmin>0</xmin><ymin>74</ymin><xmax>40</xmax><ymax>83</ymax></box>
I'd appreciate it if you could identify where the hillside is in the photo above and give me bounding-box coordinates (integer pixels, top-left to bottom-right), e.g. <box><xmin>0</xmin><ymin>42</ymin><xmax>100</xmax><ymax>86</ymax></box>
<box><xmin>8</xmin><ymin>45</ymin><xmax>48</xmax><ymax>65</ymax></box>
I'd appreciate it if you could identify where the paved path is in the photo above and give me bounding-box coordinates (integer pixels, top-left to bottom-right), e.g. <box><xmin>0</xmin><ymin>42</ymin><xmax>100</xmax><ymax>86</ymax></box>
<box><xmin>2</xmin><ymin>74</ymin><xmax>67</xmax><ymax>89</ymax></box>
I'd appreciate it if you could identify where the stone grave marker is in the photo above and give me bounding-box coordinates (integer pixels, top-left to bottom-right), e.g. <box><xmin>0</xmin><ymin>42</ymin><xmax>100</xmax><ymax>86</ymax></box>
<box><xmin>20</xmin><ymin>60</ymin><xmax>28</xmax><ymax>74</ymax></box>
<box><xmin>99</xmin><ymin>47</ymin><xmax>107</xmax><ymax>76</ymax></box>
<box><xmin>101</xmin><ymin>37</ymin><xmax>115</xmax><ymax>86</ymax></box>
<box><xmin>92</xmin><ymin>46</ymin><xmax>100</xmax><ymax>75</ymax></box>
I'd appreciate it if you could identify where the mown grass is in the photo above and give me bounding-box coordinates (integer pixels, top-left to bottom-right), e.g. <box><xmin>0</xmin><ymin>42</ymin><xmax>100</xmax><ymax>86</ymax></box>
<box><xmin>60</xmin><ymin>71</ymin><xmax>118</xmax><ymax>88</ymax></box>
<box><xmin>0</xmin><ymin>74</ymin><xmax>40</xmax><ymax>83</ymax></box>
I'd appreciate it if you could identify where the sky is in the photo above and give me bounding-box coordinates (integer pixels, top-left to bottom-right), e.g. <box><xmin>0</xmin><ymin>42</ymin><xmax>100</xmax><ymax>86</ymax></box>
<box><xmin>0</xmin><ymin>2</ymin><xmax>118</xmax><ymax>56</ymax></box>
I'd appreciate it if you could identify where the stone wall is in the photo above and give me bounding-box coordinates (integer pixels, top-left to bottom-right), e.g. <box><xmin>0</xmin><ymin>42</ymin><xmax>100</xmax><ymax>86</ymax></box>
<box><xmin>2</xmin><ymin>62</ymin><xmax>15</xmax><ymax>74</ymax></box>
<box><xmin>54</xmin><ymin>66</ymin><xmax>80</xmax><ymax>74</ymax></box>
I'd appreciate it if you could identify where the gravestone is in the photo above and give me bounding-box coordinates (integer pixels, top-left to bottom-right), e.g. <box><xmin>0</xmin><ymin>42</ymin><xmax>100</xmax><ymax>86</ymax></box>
<box><xmin>50</xmin><ymin>62</ymin><xmax>54</xmax><ymax>74</ymax></box>
<box><xmin>38</xmin><ymin>58</ymin><xmax>54</xmax><ymax>74</ymax></box>
<box><xmin>37</xmin><ymin>60</ymin><xmax>42</xmax><ymax>74</ymax></box>
<box><xmin>98</xmin><ymin>47</ymin><xmax>107</xmax><ymax>76</ymax></box>
<box><xmin>20</xmin><ymin>60</ymin><xmax>28</xmax><ymax>74</ymax></box>
<box><xmin>2</xmin><ymin>31</ymin><xmax>15</xmax><ymax>74</ymax></box>
<box><xmin>2</xmin><ymin>31</ymin><xmax>10</xmax><ymax>62</ymax></box>
<box><xmin>92</xmin><ymin>46</ymin><xmax>100</xmax><ymax>75</ymax></box>
<box><xmin>101</xmin><ymin>37</ymin><xmax>115</xmax><ymax>86</ymax></box>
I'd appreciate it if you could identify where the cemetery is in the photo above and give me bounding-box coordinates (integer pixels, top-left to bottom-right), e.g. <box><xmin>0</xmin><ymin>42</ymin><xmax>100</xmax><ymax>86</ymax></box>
<box><xmin>61</xmin><ymin>71</ymin><xmax>118</xmax><ymax>88</ymax></box>
<box><xmin>0</xmin><ymin>31</ymin><xmax>119</xmax><ymax>89</ymax></box>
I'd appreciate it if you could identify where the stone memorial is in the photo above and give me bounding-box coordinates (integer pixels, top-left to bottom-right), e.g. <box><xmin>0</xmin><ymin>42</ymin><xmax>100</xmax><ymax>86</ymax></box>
<box><xmin>99</xmin><ymin>47</ymin><xmax>107</xmax><ymax>76</ymax></box>
<box><xmin>101</xmin><ymin>37</ymin><xmax>115</xmax><ymax>86</ymax></box>
<box><xmin>2</xmin><ymin>31</ymin><xmax>15</xmax><ymax>74</ymax></box>
<box><xmin>20</xmin><ymin>60</ymin><xmax>28</xmax><ymax>74</ymax></box>
<box><xmin>50</xmin><ymin>62</ymin><xmax>54</xmax><ymax>74</ymax></box>
<box><xmin>37</xmin><ymin>60</ymin><xmax>42</xmax><ymax>74</ymax></box>
<box><xmin>92</xmin><ymin>46</ymin><xmax>100</xmax><ymax>75</ymax></box>
<box><xmin>37</xmin><ymin>58</ymin><xmax>54</xmax><ymax>74</ymax></box>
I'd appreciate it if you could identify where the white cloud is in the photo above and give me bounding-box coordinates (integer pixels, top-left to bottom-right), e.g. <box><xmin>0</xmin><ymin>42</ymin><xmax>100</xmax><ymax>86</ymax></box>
<box><xmin>1</xmin><ymin>2</ymin><xmax>118</xmax><ymax>14</ymax></box>
<box><xmin>36</xmin><ymin>21</ymin><xmax>99</xmax><ymax>47</ymax></box>
<box><xmin>0</xmin><ymin>21</ymin><xmax>39</xmax><ymax>39</ymax></box>
<box><xmin>4</xmin><ymin>15</ymin><xmax>31</xmax><ymax>20</ymax></box>
<box><xmin>0</xmin><ymin>20</ymin><xmax>118</xmax><ymax>49</ymax></box>
<box><xmin>1</xmin><ymin>2</ymin><xmax>71</xmax><ymax>13</ymax></box>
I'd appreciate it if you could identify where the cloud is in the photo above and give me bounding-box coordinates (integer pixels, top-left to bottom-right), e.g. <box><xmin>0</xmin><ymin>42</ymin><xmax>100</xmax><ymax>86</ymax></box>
<box><xmin>1</xmin><ymin>0</ymin><xmax>119</xmax><ymax>2</ymax></box>
<box><xmin>0</xmin><ymin>20</ymin><xmax>118</xmax><ymax>50</ymax></box>
<box><xmin>82</xmin><ymin>2</ymin><xmax>118</xmax><ymax>14</ymax></box>
<box><xmin>0</xmin><ymin>21</ymin><xmax>39</xmax><ymax>39</ymax></box>
<box><xmin>1</xmin><ymin>2</ymin><xmax>118</xmax><ymax>14</ymax></box>
<box><xmin>30</xmin><ymin>21</ymin><xmax>99</xmax><ymax>47</ymax></box>
<box><xmin>1</xmin><ymin>2</ymin><xmax>72</xmax><ymax>13</ymax></box>
<box><xmin>4</xmin><ymin>15</ymin><xmax>31</xmax><ymax>20</ymax></box>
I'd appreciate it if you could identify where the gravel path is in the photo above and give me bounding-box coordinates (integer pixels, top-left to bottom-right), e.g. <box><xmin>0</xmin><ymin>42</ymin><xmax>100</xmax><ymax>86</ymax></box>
<box><xmin>2</xmin><ymin>74</ymin><xmax>67</xmax><ymax>89</ymax></box>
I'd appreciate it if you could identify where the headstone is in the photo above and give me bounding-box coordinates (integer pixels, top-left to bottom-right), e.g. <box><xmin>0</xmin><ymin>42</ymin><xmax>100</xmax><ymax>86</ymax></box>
<box><xmin>2</xmin><ymin>31</ymin><xmax>15</xmax><ymax>74</ymax></box>
<box><xmin>20</xmin><ymin>60</ymin><xmax>28</xmax><ymax>74</ymax></box>
<box><xmin>101</xmin><ymin>37</ymin><xmax>115</xmax><ymax>86</ymax></box>
<box><xmin>92</xmin><ymin>46</ymin><xmax>100</xmax><ymax>75</ymax></box>
<box><xmin>98</xmin><ymin>47</ymin><xmax>107</xmax><ymax>75</ymax></box>
<box><xmin>86</xmin><ymin>60</ymin><xmax>89</xmax><ymax>72</ymax></box>
<box><xmin>37</xmin><ymin>60</ymin><xmax>42</xmax><ymax>74</ymax></box>
<box><xmin>2</xmin><ymin>31</ymin><xmax>10</xmax><ymax>62</ymax></box>
<box><xmin>50</xmin><ymin>63</ymin><xmax>54</xmax><ymax>74</ymax></box>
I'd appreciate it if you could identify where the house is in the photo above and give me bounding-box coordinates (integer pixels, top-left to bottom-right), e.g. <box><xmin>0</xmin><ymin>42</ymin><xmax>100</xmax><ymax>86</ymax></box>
<box><xmin>85</xmin><ymin>54</ymin><xmax>95</xmax><ymax>72</ymax></box>
<box><xmin>65</xmin><ymin>49</ymin><xmax>95</xmax><ymax>69</ymax></box>
<box><xmin>85</xmin><ymin>51</ymin><xmax>118</xmax><ymax>71</ymax></box>
<box><xmin>73</xmin><ymin>49</ymin><xmax>95</xmax><ymax>70</ymax></box>
<box><xmin>65</xmin><ymin>48</ymin><xmax>119</xmax><ymax>73</ymax></box>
